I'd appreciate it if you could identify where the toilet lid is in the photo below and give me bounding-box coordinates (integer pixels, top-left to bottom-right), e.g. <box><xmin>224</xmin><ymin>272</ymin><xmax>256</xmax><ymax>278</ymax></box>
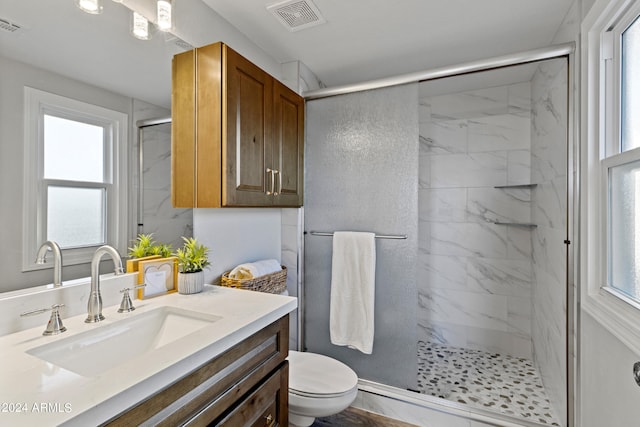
<box><xmin>287</xmin><ymin>351</ymin><xmax>358</xmax><ymax>397</ymax></box>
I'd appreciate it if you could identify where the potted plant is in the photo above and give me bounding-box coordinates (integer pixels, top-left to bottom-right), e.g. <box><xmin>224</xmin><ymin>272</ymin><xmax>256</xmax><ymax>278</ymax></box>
<box><xmin>128</xmin><ymin>233</ymin><xmax>156</xmax><ymax>259</ymax></box>
<box><xmin>126</xmin><ymin>233</ymin><xmax>173</xmax><ymax>273</ymax></box>
<box><xmin>128</xmin><ymin>233</ymin><xmax>173</xmax><ymax>257</ymax></box>
<box><xmin>174</xmin><ymin>237</ymin><xmax>210</xmax><ymax>294</ymax></box>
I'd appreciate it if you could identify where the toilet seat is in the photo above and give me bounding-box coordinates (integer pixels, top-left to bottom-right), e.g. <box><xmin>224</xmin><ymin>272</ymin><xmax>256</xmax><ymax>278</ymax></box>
<box><xmin>289</xmin><ymin>388</ymin><xmax>352</xmax><ymax>399</ymax></box>
<box><xmin>287</xmin><ymin>351</ymin><xmax>358</xmax><ymax>398</ymax></box>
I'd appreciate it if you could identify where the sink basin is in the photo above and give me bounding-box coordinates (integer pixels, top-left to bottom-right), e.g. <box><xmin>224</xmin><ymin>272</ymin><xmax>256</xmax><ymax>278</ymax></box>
<box><xmin>26</xmin><ymin>306</ymin><xmax>221</xmax><ymax>377</ymax></box>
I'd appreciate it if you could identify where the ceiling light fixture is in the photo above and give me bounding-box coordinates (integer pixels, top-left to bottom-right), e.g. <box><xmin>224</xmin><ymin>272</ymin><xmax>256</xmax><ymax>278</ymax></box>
<box><xmin>75</xmin><ymin>0</ymin><xmax>103</xmax><ymax>14</ymax></box>
<box><xmin>73</xmin><ymin>0</ymin><xmax>184</xmax><ymax>43</ymax></box>
<box><xmin>131</xmin><ymin>11</ymin><xmax>152</xmax><ymax>40</ymax></box>
<box><xmin>156</xmin><ymin>0</ymin><xmax>173</xmax><ymax>32</ymax></box>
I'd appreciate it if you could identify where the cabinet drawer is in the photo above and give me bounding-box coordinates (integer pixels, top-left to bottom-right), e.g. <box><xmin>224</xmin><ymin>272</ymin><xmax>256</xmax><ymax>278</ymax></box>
<box><xmin>105</xmin><ymin>315</ymin><xmax>289</xmax><ymax>426</ymax></box>
<box><xmin>214</xmin><ymin>363</ymin><xmax>288</xmax><ymax>427</ymax></box>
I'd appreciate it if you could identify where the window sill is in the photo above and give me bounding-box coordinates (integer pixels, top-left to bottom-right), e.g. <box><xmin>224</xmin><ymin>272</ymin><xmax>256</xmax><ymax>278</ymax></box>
<box><xmin>582</xmin><ymin>288</ymin><xmax>640</xmax><ymax>355</ymax></box>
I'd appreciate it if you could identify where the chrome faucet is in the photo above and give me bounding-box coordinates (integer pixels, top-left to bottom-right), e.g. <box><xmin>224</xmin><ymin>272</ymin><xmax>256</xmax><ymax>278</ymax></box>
<box><xmin>86</xmin><ymin>245</ymin><xmax>124</xmax><ymax>323</ymax></box>
<box><xmin>36</xmin><ymin>241</ymin><xmax>63</xmax><ymax>287</ymax></box>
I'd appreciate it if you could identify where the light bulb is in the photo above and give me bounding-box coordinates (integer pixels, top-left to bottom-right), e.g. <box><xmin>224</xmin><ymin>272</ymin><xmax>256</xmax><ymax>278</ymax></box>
<box><xmin>131</xmin><ymin>12</ymin><xmax>151</xmax><ymax>40</ymax></box>
<box><xmin>75</xmin><ymin>0</ymin><xmax>103</xmax><ymax>14</ymax></box>
<box><xmin>157</xmin><ymin>0</ymin><xmax>173</xmax><ymax>31</ymax></box>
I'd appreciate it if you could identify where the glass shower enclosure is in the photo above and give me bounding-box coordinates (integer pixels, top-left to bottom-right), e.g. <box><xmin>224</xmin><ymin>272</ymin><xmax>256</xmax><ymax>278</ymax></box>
<box><xmin>303</xmin><ymin>56</ymin><xmax>570</xmax><ymax>426</ymax></box>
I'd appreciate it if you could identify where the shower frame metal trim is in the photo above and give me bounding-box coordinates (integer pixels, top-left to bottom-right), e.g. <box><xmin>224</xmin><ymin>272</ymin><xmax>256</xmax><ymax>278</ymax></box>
<box><xmin>303</xmin><ymin>42</ymin><xmax>575</xmax><ymax>100</ymax></box>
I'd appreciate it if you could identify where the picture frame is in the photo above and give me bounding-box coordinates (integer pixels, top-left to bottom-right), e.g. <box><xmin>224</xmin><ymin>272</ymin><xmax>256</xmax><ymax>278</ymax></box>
<box><xmin>137</xmin><ymin>257</ymin><xmax>178</xmax><ymax>299</ymax></box>
<box><xmin>126</xmin><ymin>254</ymin><xmax>161</xmax><ymax>274</ymax></box>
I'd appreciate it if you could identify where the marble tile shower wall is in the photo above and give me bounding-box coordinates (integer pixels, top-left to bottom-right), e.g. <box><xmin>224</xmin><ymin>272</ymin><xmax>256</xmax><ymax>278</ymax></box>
<box><xmin>417</xmin><ymin>82</ymin><xmax>534</xmax><ymax>359</ymax></box>
<box><xmin>281</xmin><ymin>208</ymin><xmax>301</xmax><ymax>350</ymax></box>
<box><xmin>530</xmin><ymin>59</ymin><xmax>568</xmax><ymax>424</ymax></box>
<box><xmin>139</xmin><ymin>124</ymin><xmax>193</xmax><ymax>250</ymax></box>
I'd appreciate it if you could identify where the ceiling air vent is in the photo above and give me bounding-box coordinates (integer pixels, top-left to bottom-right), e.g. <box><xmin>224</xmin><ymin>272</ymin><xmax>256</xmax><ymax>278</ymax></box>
<box><xmin>267</xmin><ymin>0</ymin><xmax>326</xmax><ymax>32</ymax></box>
<box><xmin>0</xmin><ymin>17</ymin><xmax>24</xmax><ymax>34</ymax></box>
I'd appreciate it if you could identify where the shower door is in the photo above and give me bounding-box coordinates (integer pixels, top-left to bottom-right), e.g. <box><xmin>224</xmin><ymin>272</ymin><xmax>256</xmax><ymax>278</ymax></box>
<box><xmin>304</xmin><ymin>83</ymin><xmax>420</xmax><ymax>390</ymax></box>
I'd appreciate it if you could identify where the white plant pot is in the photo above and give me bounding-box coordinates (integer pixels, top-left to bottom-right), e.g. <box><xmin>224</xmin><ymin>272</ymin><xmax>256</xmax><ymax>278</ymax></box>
<box><xmin>178</xmin><ymin>270</ymin><xmax>204</xmax><ymax>294</ymax></box>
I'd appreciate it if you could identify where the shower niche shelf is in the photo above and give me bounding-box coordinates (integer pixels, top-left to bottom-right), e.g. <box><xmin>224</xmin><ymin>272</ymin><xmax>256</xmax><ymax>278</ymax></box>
<box><xmin>494</xmin><ymin>184</ymin><xmax>537</xmax><ymax>189</ymax></box>
<box><xmin>492</xmin><ymin>221</ymin><xmax>537</xmax><ymax>228</ymax></box>
<box><xmin>491</xmin><ymin>184</ymin><xmax>538</xmax><ymax>227</ymax></box>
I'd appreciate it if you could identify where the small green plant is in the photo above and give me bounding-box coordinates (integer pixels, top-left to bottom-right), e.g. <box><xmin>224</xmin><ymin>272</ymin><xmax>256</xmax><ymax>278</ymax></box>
<box><xmin>174</xmin><ymin>237</ymin><xmax>210</xmax><ymax>273</ymax></box>
<box><xmin>150</xmin><ymin>243</ymin><xmax>173</xmax><ymax>258</ymax></box>
<box><xmin>128</xmin><ymin>233</ymin><xmax>173</xmax><ymax>258</ymax></box>
<box><xmin>128</xmin><ymin>233</ymin><xmax>156</xmax><ymax>258</ymax></box>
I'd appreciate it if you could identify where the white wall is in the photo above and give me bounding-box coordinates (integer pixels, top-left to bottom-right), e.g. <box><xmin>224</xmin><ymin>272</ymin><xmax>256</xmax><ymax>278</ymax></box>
<box><xmin>193</xmin><ymin>209</ymin><xmax>282</xmax><ymax>285</ymax></box>
<box><xmin>580</xmin><ymin>312</ymin><xmax>640</xmax><ymax>427</ymax></box>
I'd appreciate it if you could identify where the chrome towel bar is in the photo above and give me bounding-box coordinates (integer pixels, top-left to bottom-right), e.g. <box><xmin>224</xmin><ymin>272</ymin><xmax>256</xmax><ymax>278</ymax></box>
<box><xmin>306</xmin><ymin>231</ymin><xmax>407</xmax><ymax>240</ymax></box>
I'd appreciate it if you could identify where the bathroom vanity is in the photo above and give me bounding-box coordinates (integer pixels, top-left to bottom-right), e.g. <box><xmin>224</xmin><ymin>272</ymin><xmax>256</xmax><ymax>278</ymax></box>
<box><xmin>108</xmin><ymin>315</ymin><xmax>289</xmax><ymax>426</ymax></box>
<box><xmin>0</xmin><ymin>283</ymin><xmax>296</xmax><ymax>426</ymax></box>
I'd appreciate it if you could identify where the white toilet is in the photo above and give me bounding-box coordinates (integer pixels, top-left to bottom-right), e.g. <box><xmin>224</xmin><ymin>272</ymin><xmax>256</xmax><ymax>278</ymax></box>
<box><xmin>287</xmin><ymin>350</ymin><xmax>359</xmax><ymax>427</ymax></box>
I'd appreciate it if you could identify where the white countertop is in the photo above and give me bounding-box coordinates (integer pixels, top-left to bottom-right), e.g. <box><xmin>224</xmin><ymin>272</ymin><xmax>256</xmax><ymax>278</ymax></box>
<box><xmin>0</xmin><ymin>285</ymin><xmax>297</xmax><ymax>426</ymax></box>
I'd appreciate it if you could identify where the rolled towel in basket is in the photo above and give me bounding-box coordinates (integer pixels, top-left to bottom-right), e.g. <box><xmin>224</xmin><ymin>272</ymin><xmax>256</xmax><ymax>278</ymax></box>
<box><xmin>228</xmin><ymin>259</ymin><xmax>282</xmax><ymax>280</ymax></box>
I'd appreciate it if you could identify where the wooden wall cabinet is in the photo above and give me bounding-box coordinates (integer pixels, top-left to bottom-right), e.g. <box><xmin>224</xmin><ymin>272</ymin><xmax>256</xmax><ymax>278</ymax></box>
<box><xmin>172</xmin><ymin>42</ymin><xmax>304</xmax><ymax>208</ymax></box>
<box><xmin>105</xmin><ymin>315</ymin><xmax>289</xmax><ymax>426</ymax></box>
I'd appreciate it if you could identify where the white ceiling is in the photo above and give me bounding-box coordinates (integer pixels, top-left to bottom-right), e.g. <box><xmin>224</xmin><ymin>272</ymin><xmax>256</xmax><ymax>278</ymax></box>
<box><xmin>0</xmin><ymin>0</ymin><xmax>574</xmax><ymax>108</ymax></box>
<box><xmin>201</xmin><ymin>0</ymin><xmax>575</xmax><ymax>88</ymax></box>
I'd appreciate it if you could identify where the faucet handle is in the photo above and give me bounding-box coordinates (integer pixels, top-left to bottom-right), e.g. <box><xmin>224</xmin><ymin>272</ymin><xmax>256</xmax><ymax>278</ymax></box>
<box><xmin>20</xmin><ymin>304</ymin><xmax>67</xmax><ymax>336</ymax></box>
<box><xmin>118</xmin><ymin>285</ymin><xmax>146</xmax><ymax>313</ymax></box>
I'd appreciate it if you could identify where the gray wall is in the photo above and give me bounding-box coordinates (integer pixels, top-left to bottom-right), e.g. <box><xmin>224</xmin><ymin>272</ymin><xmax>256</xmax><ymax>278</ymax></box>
<box><xmin>304</xmin><ymin>83</ymin><xmax>419</xmax><ymax>389</ymax></box>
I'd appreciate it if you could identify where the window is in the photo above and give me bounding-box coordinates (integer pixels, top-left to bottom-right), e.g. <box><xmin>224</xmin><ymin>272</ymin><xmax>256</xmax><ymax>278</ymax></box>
<box><xmin>601</xmin><ymin>4</ymin><xmax>640</xmax><ymax>305</ymax></box>
<box><xmin>583</xmin><ymin>0</ymin><xmax>640</xmax><ymax>349</ymax></box>
<box><xmin>23</xmin><ymin>88</ymin><xmax>128</xmax><ymax>270</ymax></box>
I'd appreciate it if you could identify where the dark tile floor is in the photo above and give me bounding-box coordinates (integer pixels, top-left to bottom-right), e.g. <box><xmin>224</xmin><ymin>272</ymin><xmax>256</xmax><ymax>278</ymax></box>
<box><xmin>312</xmin><ymin>407</ymin><xmax>418</xmax><ymax>427</ymax></box>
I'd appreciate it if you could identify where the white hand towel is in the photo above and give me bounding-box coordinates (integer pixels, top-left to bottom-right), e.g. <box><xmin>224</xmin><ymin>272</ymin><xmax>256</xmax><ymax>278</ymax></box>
<box><xmin>330</xmin><ymin>231</ymin><xmax>376</xmax><ymax>354</ymax></box>
<box><xmin>228</xmin><ymin>259</ymin><xmax>281</xmax><ymax>279</ymax></box>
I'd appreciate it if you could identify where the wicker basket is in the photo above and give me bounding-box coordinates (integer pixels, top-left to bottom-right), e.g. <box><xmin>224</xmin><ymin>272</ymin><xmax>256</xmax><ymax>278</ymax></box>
<box><xmin>221</xmin><ymin>265</ymin><xmax>287</xmax><ymax>294</ymax></box>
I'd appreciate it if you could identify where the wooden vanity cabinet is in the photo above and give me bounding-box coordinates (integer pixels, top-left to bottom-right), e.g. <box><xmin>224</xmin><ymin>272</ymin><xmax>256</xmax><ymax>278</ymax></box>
<box><xmin>104</xmin><ymin>315</ymin><xmax>289</xmax><ymax>427</ymax></box>
<box><xmin>172</xmin><ymin>42</ymin><xmax>304</xmax><ymax>208</ymax></box>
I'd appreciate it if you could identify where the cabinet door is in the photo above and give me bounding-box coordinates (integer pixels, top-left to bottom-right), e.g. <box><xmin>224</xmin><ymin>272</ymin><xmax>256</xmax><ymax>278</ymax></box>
<box><xmin>171</xmin><ymin>49</ymin><xmax>196</xmax><ymax>208</ymax></box>
<box><xmin>215</xmin><ymin>363</ymin><xmax>288</xmax><ymax>427</ymax></box>
<box><xmin>223</xmin><ymin>46</ymin><xmax>273</xmax><ymax>206</ymax></box>
<box><xmin>172</xmin><ymin>43</ymin><xmax>223</xmax><ymax>208</ymax></box>
<box><xmin>272</xmin><ymin>81</ymin><xmax>304</xmax><ymax>207</ymax></box>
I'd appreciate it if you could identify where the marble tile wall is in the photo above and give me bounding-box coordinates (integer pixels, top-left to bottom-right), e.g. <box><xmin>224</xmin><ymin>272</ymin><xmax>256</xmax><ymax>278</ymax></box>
<box><xmin>418</xmin><ymin>82</ymin><xmax>534</xmax><ymax>359</ymax></box>
<box><xmin>139</xmin><ymin>123</ymin><xmax>193</xmax><ymax>250</ymax></box>
<box><xmin>281</xmin><ymin>208</ymin><xmax>301</xmax><ymax>350</ymax></box>
<box><xmin>530</xmin><ymin>58</ymin><xmax>568</xmax><ymax>425</ymax></box>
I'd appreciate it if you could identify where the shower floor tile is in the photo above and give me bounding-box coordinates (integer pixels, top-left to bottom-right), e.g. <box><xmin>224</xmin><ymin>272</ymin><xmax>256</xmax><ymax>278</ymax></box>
<box><xmin>417</xmin><ymin>341</ymin><xmax>560</xmax><ymax>425</ymax></box>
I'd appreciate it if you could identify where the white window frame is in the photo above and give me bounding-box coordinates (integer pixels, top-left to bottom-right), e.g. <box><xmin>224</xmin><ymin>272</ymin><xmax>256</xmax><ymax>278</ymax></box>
<box><xmin>582</xmin><ymin>0</ymin><xmax>640</xmax><ymax>354</ymax></box>
<box><xmin>22</xmin><ymin>87</ymin><xmax>128</xmax><ymax>271</ymax></box>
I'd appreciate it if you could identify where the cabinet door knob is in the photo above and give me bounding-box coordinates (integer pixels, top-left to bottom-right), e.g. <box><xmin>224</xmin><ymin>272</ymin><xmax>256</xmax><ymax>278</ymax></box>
<box><xmin>273</xmin><ymin>169</ymin><xmax>280</xmax><ymax>196</ymax></box>
<box><xmin>266</xmin><ymin>168</ymin><xmax>275</xmax><ymax>195</ymax></box>
<box><xmin>264</xmin><ymin>414</ymin><xmax>275</xmax><ymax>427</ymax></box>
